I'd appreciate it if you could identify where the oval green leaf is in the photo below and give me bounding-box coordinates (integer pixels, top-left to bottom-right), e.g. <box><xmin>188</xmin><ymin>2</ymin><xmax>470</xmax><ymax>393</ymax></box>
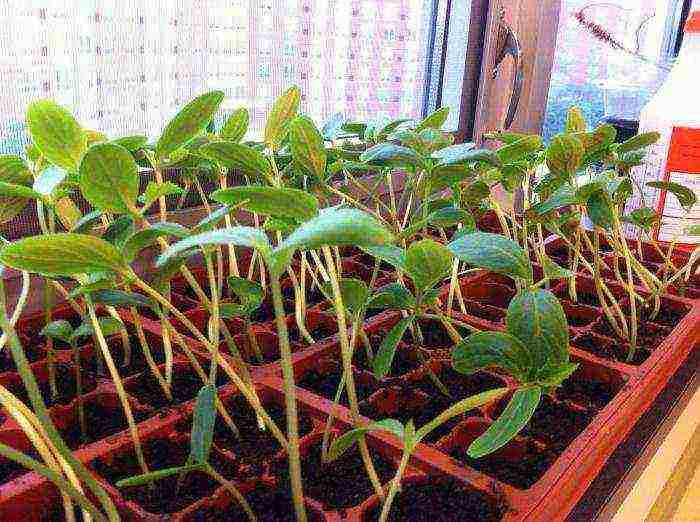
<box><xmin>156</xmin><ymin>91</ymin><xmax>225</xmax><ymax>163</ymax></box>
<box><xmin>211</xmin><ymin>185</ymin><xmax>318</xmax><ymax>221</ymax></box>
<box><xmin>220</xmin><ymin>108</ymin><xmax>249</xmax><ymax>142</ymax></box>
<box><xmin>264</xmin><ymin>86</ymin><xmax>301</xmax><ymax>151</ymax></box>
<box><xmin>452</xmin><ymin>331</ymin><xmax>532</xmax><ymax>383</ymax></box>
<box><xmin>0</xmin><ymin>233</ymin><xmax>127</xmax><ymax>277</ymax></box>
<box><xmin>79</xmin><ymin>143</ymin><xmax>139</xmax><ymax>214</ymax></box>
<box><xmin>289</xmin><ymin>116</ymin><xmax>327</xmax><ymax>182</ymax></box>
<box><xmin>26</xmin><ymin>100</ymin><xmax>86</xmax><ymax>171</ymax></box>
<box><xmin>447</xmin><ymin>232</ymin><xmax>532</xmax><ymax>282</ymax></box>
<box><xmin>467</xmin><ymin>386</ymin><xmax>542</xmax><ymax>458</ymax></box>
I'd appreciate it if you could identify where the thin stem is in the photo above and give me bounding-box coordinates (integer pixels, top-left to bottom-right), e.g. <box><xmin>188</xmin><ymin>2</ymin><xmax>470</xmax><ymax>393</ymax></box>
<box><xmin>85</xmin><ymin>299</ymin><xmax>150</xmax><ymax>477</ymax></box>
<box><xmin>378</xmin><ymin>448</ymin><xmax>411</xmax><ymax>522</ymax></box>
<box><xmin>270</xmin><ymin>275</ymin><xmax>307</xmax><ymax>522</ymax></box>
<box><xmin>321</xmin><ymin>246</ymin><xmax>384</xmax><ymax>499</ymax></box>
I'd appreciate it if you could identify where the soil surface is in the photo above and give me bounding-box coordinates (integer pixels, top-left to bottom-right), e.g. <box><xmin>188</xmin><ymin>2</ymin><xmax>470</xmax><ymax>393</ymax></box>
<box><xmin>449</xmin><ymin>439</ymin><xmax>558</xmax><ymax>490</ymax></box>
<box><xmin>93</xmin><ymin>437</ymin><xmax>235</xmax><ymax>514</ymax></box>
<box><xmin>363</xmin><ymin>478</ymin><xmax>505</xmax><ymax>521</ymax></box>
<box><xmin>298</xmin><ymin>365</ymin><xmax>379</xmax><ymax>405</ymax></box>
<box><xmin>574</xmin><ymin>333</ymin><xmax>651</xmax><ymax>366</ymax></box>
<box><xmin>274</xmin><ymin>443</ymin><xmax>396</xmax><ymax>513</ymax></box>
<box><xmin>209</xmin><ymin>395</ymin><xmax>314</xmax><ymax>479</ymax></box>
<box><xmin>60</xmin><ymin>399</ymin><xmax>148</xmax><ymax>449</ymax></box>
<box><xmin>189</xmin><ymin>484</ymin><xmax>323</xmax><ymax>522</ymax></box>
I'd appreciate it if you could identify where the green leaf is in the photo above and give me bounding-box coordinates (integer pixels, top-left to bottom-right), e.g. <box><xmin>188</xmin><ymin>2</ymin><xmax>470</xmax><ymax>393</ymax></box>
<box><xmin>452</xmin><ymin>331</ymin><xmax>532</xmax><ymax>383</ymax></box>
<box><xmin>414</xmin><ymin>387</ymin><xmax>509</xmax><ymax>443</ymax></box>
<box><xmin>211</xmin><ymin>185</ymin><xmax>318</xmax><ymax>221</ymax></box>
<box><xmin>546</xmin><ymin>134</ymin><xmax>584</xmax><ymax>175</ymax></box>
<box><xmin>405</xmin><ymin>239</ymin><xmax>452</xmax><ymax>292</ymax></box>
<box><xmin>467</xmin><ymin>387</ymin><xmax>542</xmax><ymax>458</ymax></box>
<box><xmin>360</xmin><ymin>245</ymin><xmax>407</xmax><ymax>271</ymax></box>
<box><xmin>0</xmin><ymin>233</ymin><xmax>127</xmax><ymax>277</ymax></box>
<box><xmin>0</xmin><ymin>156</ymin><xmax>34</xmax><ymax>224</ymax></box>
<box><xmin>26</xmin><ymin>100</ymin><xmax>86</xmax><ymax>171</ymax></box>
<box><xmin>447</xmin><ymin>232</ymin><xmax>532</xmax><ymax>282</ymax></box>
<box><xmin>536</xmin><ymin>361</ymin><xmax>578</xmax><ymax>386</ymax></box>
<box><xmin>102</xmin><ymin>216</ymin><xmax>135</xmax><ymax>248</ymax></box>
<box><xmin>122</xmin><ymin>223</ymin><xmax>190</xmax><ymax>261</ymax></box>
<box><xmin>497</xmin><ymin>135</ymin><xmax>543</xmax><ymax>164</ymax></box>
<box><xmin>113</xmin><ymin>135</ymin><xmax>148</xmax><ymax>152</ymax></box>
<box><xmin>506</xmin><ymin>289</ymin><xmax>569</xmax><ymax>372</ymax></box>
<box><xmin>586</xmin><ymin>190</ymin><xmax>614</xmax><ymax>231</ymax></box>
<box><xmin>373</xmin><ymin>316</ymin><xmax>413</xmax><ymax>378</ymax></box>
<box><xmin>540</xmin><ymin>254</ymin><xmax>575</xmax><ymax>281</ymax></box>
<box><xmin>320</xmin><ymin>278</ymin><xmax>370</xmax><ymax>313</ymax></box>
<box><xmin>435</xmin><ymin>145</ymin><xmax>501</xmax><ymax>168</ymax></box>
<box><xmin>227</xmin><ymin>276</ymin><xmax>264</xmax><ymax>309</ymax></box>
<box><xmin>71</xmin><ymin>210</ymin><xmax>102</xmax><ymax>234</ymax></box>
<box><xmin>360</xmin><ymin>143</ymin><xmax>420</xmax><ymax>166</ymax></box>
<box><xmin>421</xmin><ymin>164</ymin><xmax>474</xmax><ymax>194</ymax></box>
<box><xmin>264</xmin><ymin>86</ymin><xmax>301</xmax><ymax>151</ymax></box>
<box><xmin>289</xmin><ymin>116</ymin><xmax>327</xmax><ymax>182</ymax></box>
<box><xmin>72</xmin><ymin>317</ymin><xmax>126</xmax><ymax>341</ymax></box>
<box><xmin>156</xmin><ymin>91</ymin><xmax>225</xmax><ymax>163</ymax></box>
<box><xmin>0</xmin><ymin>182</ymin><xmax>43</xmax><ymax>201</ymax></box>
<box><xmin>528</xmin><ymin>183</ymin><xmax>578</xmax><ymax>216</ymax></box>
<box><xmin>220</xmin><ymin>108</ymin><xmax>249</xmax><ymax>142</ymax></box>
<box><xmin>191</xmin><ymin>205</ymin><xmax>238</xmax><ymax>233</ymax></box>
<box><xmin>41</xmin><ymin>320</ymin><xmax>74</xmax><ymax>344</ymax></box>
<box><xmin>89</xmin><ymin>290</ymin><xmax>154</xmax><ymax>309</ymax></box>
<box><xmin>341</xmin><ymin>122</ymin><xmax>367</xmax><ymax>136</ymax></box>
<box><xmin>141</xmin><ymin>181</ymin><xmax>184</xmax><ymax>206</ymax></box>
<box><xmin>116</xmin><ymin>464</ymin><xmax>203</xmax><ymax>488</ymax></box>
<box><xmin>327</xmin><ymin>419</ymin><xmax>406</xmax><ymax>461</ymax></box>
<box><xmin>685</xmin><ymin>224</ymin><xmax>700</xmax><ymax>236</ymax></box>
<box><xmin>646</xmin><ymin>181</ymin><xmax>697</xmax><ymax>212</ymax></box>
<box><xmin>623</xmin><ymin>207</ymin><xmax>660</xmax><ymax>231</ymax></box>
<box><xmin>416</xmin><ymin>107</ymin><xmax>449</xmax><ymax>130</ymax></box>
<box><xmin>79</xmin><ymin>143</ymin><xmax>139</xmax><ymax>214</ymax></box>
<box><xmin>33</xmin><ymin>167</ymin><xmax>66</xmax><ymax>199</ymax></box>
<box><xmin>198</xmin><ymin>141</ymin><xmax>271</xmax><ymax>180</ymax></box>
<box><xmin>565</xmin><ymin>107</ymin><xmax>587</xmax><ymax>133</ymax></box>
<box><xmin>190</xmin><ymin>384</ymin><xmax>217</xmax><ymax>464</ymax></box>
<box><xmin>68</xmin><ymin>278</ymin><xmax>116</xmax><ymax>299</ymax></box>
<box><xmin>157</xmin><ymin>227</ymin><xmax>272</xmax><ymax>268</ymax></box>
<box><xmin>367</xmin><ymin>283</ymin><xmax>416</xmax><ymax>310</ymax></box>
<box><xmin>618</xmin><ymin>132</ymin><xmax>660</xmax><ymax>154</ymax></box>
<box><xmin>277</xmin><ymin>207</ymin><xmax>394</xmax><ymax>256</ymax></box>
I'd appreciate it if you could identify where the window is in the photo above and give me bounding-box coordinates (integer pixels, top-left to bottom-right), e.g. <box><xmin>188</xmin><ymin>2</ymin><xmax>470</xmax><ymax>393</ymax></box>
<box><xmin>543</xmin><ymin>0</ymin><xmax>691</xmax><ymax>138</ymax></box>
<box><xmin>0</xmin><ymin>0</ymin><xmax>483</xmax><ymax>154</ymax></box>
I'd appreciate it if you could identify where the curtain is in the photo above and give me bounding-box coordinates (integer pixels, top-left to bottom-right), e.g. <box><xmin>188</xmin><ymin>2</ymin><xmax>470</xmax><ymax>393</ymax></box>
<box><xmin>0</xmin><ymin>0</ymin><xmax>435</xmax><ymax>154</ymax></box>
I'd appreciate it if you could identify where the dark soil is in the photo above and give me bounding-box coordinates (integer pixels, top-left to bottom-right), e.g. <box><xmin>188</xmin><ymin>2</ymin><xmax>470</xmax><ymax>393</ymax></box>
<box><xmin>94</xmin><ymin>437</ymin><xmax>235</xmax><ymax>514</ymax></box>
<box><xmin>628</xmin><ymin>302</ymin><xmax>689</xmax><ymax>328</ymax></box>
<box><xmin>251</xmin><ymin>300</ymin><xmax>275</xmax><ymax>323</ymax></box>
<box><xmin>127</xmin><ymin>367</ymin><xmax>223</xmax><ymax>410</ymax></box>
<box><xmin>363</xmin><ymin>478</ymin><xmax>505</xmax><ymax>522</ymax></box>
<box><xmin>520</xmin><ymin>396</ymin><xmax>593</xmax><ymax>448</ymax></box>
<box><xmin>0</xmin><ymin>449</ymin><xmax>38</xmax><ymax>484</ymax></box>
<box><xmin>9</xmin><ymin>363</ymin><xmax>97</xmax><ymax>408</ymax></box>
<box><xmin>468</xmin><ymin>283</ymin><xmax>516</xmax><ymax>308</ymax></box>
<box><xmin>298</xmin><ymin>366</ymin><xmax>379</xmax><ymax>405</ymax></box>
<box><xmin>562</xmin><ymin>304</ymin><xmax>597</xmax><ymax>327</ymax></box>
<box><xmin>573</xmin><ymin>333</ymin><xmax>650</xmax><ymax>366</ymax></box>
<box><xmin>462</xmin><ymin>300</ymin><xmax>506</xmax><ymax>323</ymax></box>
<box><xmin>449</xmin><ymin>439</ymin><xmax>558</xmax><ymax>490</ymax></box>
<box><xmin>276</xmin><ymin>444</ymin><xmax>396</xmax><ymax>512</ymax></box>
<box><xmin>0</xmin><ymin>340</ymin><xmax>44</xmax><ymax>373</ymax></box>
<box><xmin>557</xmin><ymin>373</ymin><xmax>618</xmax><ymax>411</ymax></box>
<box><xmin>60</xmin><ymin>400</ymin><xmax>149</xmax><ymax>449</ymax></box>
<box><xmin>287</xmin><ymin>319</ymin><xmax>338</xmax><ymax>343</ymax></box>
<box><xmin>209</xmin><ymin>395</ymin><xmax>314</xmax><ymax>479</ymax></box>
<box><xmin>410</xmin><ymin>320</ymin><xmax>453</xmax><ymax>348</ymax></box>
<box><xmin>354</xmin><ymin>334</ymin><xmax>422</xmax><ymax>377</ymax></box>
<box><xmin>85</xmin><ymin>335</ymin><xmax>166</xmax><ymax>378</ymax></box>
<box><xmin>190</xmin><ymin>484</ymin><xmax>323</xmax><ymax>522</ymax></box>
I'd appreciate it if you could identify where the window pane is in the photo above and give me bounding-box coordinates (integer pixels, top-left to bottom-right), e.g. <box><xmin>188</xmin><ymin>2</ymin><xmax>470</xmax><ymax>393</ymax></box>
<box><xmin>543</xmin><ymin>0</ymin><xmax>677</xmax><ymax>138</ymax></box>
<box><xmin>0</xmin><ymin>0</ymin><xmax>447</xmax><ymax>154</ymax></box>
